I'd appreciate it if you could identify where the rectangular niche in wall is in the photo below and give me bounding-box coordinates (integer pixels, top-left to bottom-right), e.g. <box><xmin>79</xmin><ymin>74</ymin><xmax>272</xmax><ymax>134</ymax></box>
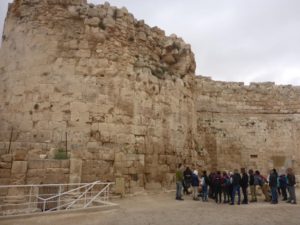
<box><xmin>250</xmin><ymin>154</ymin><xmax>258</xmax><ymax>159</ymax></box>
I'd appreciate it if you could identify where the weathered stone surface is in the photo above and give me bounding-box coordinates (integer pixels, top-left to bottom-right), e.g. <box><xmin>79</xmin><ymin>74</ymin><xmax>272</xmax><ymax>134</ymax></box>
<box><xmin>11</xmin><ymin>161</ymin><xmax>27</xmax><ymax>174</ymax></box>
<box><xmin>0</xmin><ymin>0</ymin><xmax>299</xmax><ymax>193</ymax></box>
<box><xmin>84</xmin><ymin>17</ymin><xmax>100</xmax><ymax>27</ymax></box>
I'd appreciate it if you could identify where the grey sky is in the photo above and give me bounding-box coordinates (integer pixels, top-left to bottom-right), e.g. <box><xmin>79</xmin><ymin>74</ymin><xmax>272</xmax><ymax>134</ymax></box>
<box><xmin>1</xmin><ymin>0</ymin><xmax>300</xmax><ymax>85</ymax></box>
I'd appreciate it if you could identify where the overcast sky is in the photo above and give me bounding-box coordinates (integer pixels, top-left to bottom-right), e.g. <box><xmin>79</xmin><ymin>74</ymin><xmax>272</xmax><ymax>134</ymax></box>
<box><xmin>1</xmin><ymin>0</ymin><xmax>300</xmax><ymax>85</ymax></box>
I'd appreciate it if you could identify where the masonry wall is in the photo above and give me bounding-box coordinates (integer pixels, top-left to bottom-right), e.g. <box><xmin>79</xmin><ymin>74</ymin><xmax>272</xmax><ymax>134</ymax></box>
<box><xmin>195</xmin><ymin>77</ymin><xmax>300</xmax><ymax>175</ymax></box>
<box><xmin>0</xmin><ymin>0</ymin><xmax>299</xmax><ymax>192</ymax></box>
<box><xmin>0</xmin><ymin>0</ymin><xmax>205</xmax><ymax>192</ymax></box>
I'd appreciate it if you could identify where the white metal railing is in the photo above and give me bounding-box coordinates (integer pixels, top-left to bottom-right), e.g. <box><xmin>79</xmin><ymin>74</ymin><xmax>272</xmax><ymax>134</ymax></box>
<box><xmin>0</xmin><ymin>181</ymin><xmax>114</xmax><ymax>217</ymax></box>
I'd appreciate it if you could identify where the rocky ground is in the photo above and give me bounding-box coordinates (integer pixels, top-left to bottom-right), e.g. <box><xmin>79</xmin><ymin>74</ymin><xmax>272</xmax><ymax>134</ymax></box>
<box><xmin>1</xmin><ymin>190</ymin><xmax>299</xmax><ymax>225</ymax></box>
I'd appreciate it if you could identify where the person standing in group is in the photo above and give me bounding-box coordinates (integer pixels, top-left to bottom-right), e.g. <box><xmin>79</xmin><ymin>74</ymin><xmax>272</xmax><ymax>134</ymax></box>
<box><xmin>278</xmin><ymin>171</ymin><xmax>288</xmax><ymax>201</ymax></box>
<box><xmin>201</xmin><ymin>171</ymin><xmax>209</xmax><ymax>202</ymax></box>
<box><xmin>222</xmin><ymin>171</ymin><xmax>231</xmax><ymax>203</ymax></box>
<box><xmin>214</xmin><ymin>171</ymin><xmax>222</xmax><ymax>203</ymax></box>
<box><xmin>286</xmin><ymin>168</ymin><xmax>297</xmax><ymax>204</ymax></box>
<box><xmin>241</xmin><ymin>168</ymin><xmax>249</xmax><ymax>204</ymax></box>
<box><xmin>249</xmin><ymin>169</ymin><xmax>257</xmax><ymax>202</ymax></box>
<box><xmin>208</xmin><ymin>171</ymin><xmax>216</xmax><ymax>199</ymax></box>
<box><xmin>230</xmin><ymin>169</ymin><xmax>241</xmax><ymax>205</ymax></box>
<box><xmin>191</xmin><ymin>170</ymin><xmax>199</xmax><ymax>200</ymax></box>
<box><xmin>183</xmin><ymin>167</ymin><xmax>193</xmax><ymax>195</ymax></box>
<box><xmin>269</xmin><ymin>169</ymin><xmax>278</xmax><ymax>204</ymax></box>
<box><xmin>175</xmin><ymin>164</ymin><xmax>184</xmax><ymax>200</ymax></box>
<box><xmin>255</xmin><ymin>170</ymin><xmax>270</xmax><ymax>202</ymax></box>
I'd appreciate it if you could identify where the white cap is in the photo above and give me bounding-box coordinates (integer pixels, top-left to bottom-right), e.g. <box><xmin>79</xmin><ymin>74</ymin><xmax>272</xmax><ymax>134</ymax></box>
<box><xmin>193</xmin><ymin>170</ymin><xmax>198</xmax><ymax>176</ymax></box>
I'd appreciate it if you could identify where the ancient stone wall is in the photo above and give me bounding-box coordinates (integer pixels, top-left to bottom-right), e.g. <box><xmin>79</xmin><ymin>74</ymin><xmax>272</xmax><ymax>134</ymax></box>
<box><xmin>0</xmin><ymin>0</ymin><xmax>299</xmax><ymax>191</ymax></box>
<box><xmin>195</xmin><ymin>77</ymin><xmax>300</xmax><ymax>175</ymax></box>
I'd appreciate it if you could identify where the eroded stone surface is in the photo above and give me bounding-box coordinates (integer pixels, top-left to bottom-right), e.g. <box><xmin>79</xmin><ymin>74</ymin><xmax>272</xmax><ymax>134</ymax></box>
<box><xmin>0</xmin><ymin>0</ymin><xmax>299</xmax><ymax>192</ymax></box>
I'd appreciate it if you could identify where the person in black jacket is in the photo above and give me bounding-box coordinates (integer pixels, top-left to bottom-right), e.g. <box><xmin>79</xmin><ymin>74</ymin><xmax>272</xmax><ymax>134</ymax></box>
<box><xmin>183</xmin><ymin>167</ymin><xmax>193</xmax><ymax>195</ymax></box>
<box><xmin>240</xmin><ymin>168</ymin><xmax>249</xmax><ymax>204</ymax></box>
<box><xmin>286</xmin><ymin>168</ymin><xmax>297</xmax><ymax>204</ymax></box>
<box><xmin>230</xmin><ymin>169</ymin><xmax>241</xmax><ymax>205</ymax></box>
<box><xmin>249</xmin><ymin>169</ymin><xmax>257</xmax><ymax>202</ymax></box>
<box><xmin>269</xmin><ymin>169</ymin><xmax>278</xmax><ymax>204</ymax></box>
<box><xmin>214</xmin><ymin>171</ymin><xmax>222</xmax><ymax>203</ymax></box>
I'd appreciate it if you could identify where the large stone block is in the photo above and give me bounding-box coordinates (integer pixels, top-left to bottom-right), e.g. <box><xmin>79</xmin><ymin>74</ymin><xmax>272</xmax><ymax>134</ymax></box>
<box><xmin>11</xmin><ymin>161</ymin><xmax>27</xmax><ymax>174</ymax></box>
<box><xmin>28</xmin><ymin>160</ymin><xmax>45</xmax><ymax>169</ymax></box>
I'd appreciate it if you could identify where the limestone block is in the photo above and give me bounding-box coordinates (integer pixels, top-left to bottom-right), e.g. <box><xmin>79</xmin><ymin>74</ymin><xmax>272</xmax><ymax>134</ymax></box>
<box><xmin>87</xmin><ymin>8</ymin><xmax>99</xmax><ymax>17</ymax></box>
<box><xmin>70</xmin><ymin>102</ymin><xmax>88</xmax><ymax>113</ymax></box>
<box><xmin>60</xmin><ymin>160</ymin><xmax>70</xmax><ymax>168</ymax></box>
<box><xmin>84</xmin><ymin>17</ymin><xmax>100</xmax><ymax>27</ymax></box>
<box><xmin>1</xmin><ymin>154</ymin><xmax>12</xmax><ymax>162</ymax></box>
<box><xmin>26</xmin><ymin>177</ymin><xmax>43</xmax><ymax>184</ymax></box>
<box><xmin>46</xmin><ymin>168</ymin><xmax>69</xmax><ymax>174</ymax></box>
<box><xmin>11</xmin><ymin>161</ymin><xmax>27</xmax><ymax>174</ymax></box>
<box><xmin>0</xmin><ymin>169</ymin><xmax>11</xmax><ymax>178</ymax></box>
<box><xmin>45</xmin><ymin>174</ymin><xmax>69</xmax><ymax>184</ymax></box>
<box><xmin>28</xmin><ymin>160</ymin><xmax>45</xmax><ymax>169</ymax></box>
<box><xmin>75</xmin><ymin>49</ymin><xmax>91</xmax><ymax>58</ymax></box>
<box><xmin>44</xmin><ymin>160</ymin><xmax>62</xmax><ymax>169</ymax></box>
<box><xmin>27</xmin><ymin>169</ymin><xmax>45</xmax><ymax>178</ymax></box>
<box><xmin>13</xmin><ymin>150</ymin><xmax>28</xmax><ymax>161</ymax></box>
<box><xmin>0</xmin><ymin>178</ymin><xmax>10</xmax><ymax>185</ymax></box>
<box><xmin>86</xmin><ymin>141</ymin><xmax>99</xmax><ymax>151</ymax></box>
<box><xmin>115</xmin><ymin>177</ymin><xmax>125</xmax><ymax>196</ymax></box>
<box><xmin>90</xmin><ymin>32</ymin><xmax>106</xmax><ymax>43</ymax></box>
<box><xmin>102</xmin><ymin>17</ymin><xmax>116</xmax><ymax>28</ymax></box>
<box><xmin>115</xmin><ymin>152</ymin><xmax>125</xmax><ymax>162</ymax></box>
<box><xmin>115</xmin><ymin>9</ymin><xmax>125</xmax><ymax>18</ymax></box>
<box><xmin>68</xmin><ymin>6</ymin><xmax>80</xmax><ymax>17</ymax></box>
<box><xmin>162</xmin><ymin>54</ymin><xmax>176</xmax><ymax>65</ymax></box>
<box><xmin>102</xmin><ymin>152</ymin><xmax>114</xmax><ymax>161</ymax></box>
<box><xmin>137</xmin><ymin>31</ymin><xmax>147</xmax><ymax>41</ymax></box>
<box><xmin>70</xmin><ymin>158</ymin><xmax>82</xmax><ymax>176</ymax></box>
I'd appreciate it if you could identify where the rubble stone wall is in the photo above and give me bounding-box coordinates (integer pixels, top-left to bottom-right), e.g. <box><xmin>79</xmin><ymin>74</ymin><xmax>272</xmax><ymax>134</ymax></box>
<box><xmin>0</xmin><ymin>0</ymin><xmax>299</xmax><ymax>191</ymax></box>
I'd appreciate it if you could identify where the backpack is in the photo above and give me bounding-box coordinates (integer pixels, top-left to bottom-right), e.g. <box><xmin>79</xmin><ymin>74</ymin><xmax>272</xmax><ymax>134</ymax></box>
<box><xmin>258</xmin><ymin>175</ymin><xmax>265</xmax><ymax>186</ymax></box>
<box><xmin>224</xmin><ymin>177</ymin><xmax>231</xmax><ymax>186</ymax></box>
<box><xmin>214</xmin><ymin>175</ymin><xmax>221</xmax><ymax>186</ymax></box>
<box><xmin>279</xmin><ymin>175</ymin><xmax>287</xmax><ymax>187</ymax></box>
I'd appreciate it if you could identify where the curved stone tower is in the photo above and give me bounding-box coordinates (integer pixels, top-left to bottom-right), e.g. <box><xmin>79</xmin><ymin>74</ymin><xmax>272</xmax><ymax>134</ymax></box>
<box><xmin>0</xmin><ymin>0</ymin><xmax>299</xmax><ymax>191</ymax></box>
<box><xmin>0</xmin><ymin>0</ymin><xmax>203</xmax><ymax>191</ymax></box>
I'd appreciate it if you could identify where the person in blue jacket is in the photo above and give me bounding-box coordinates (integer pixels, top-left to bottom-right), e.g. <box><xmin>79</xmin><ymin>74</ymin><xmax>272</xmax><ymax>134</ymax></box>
<box><xmin>191</xmin><ymin>170</ymin><xmax>200</xmax><ymax>200</ymax></box>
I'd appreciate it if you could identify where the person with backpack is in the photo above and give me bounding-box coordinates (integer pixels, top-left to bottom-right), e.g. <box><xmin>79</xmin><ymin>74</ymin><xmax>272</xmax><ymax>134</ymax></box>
<box><xmin>278</xmin><ymin>172</ymin><xmax>288</xmax><ymax>201</ymax></box>
<box><xmin>249</xmin><ymin>169</ymin><xmax>257</xmax><ymax>202</ymax></box>
<box><xmin>230</xmin><ymin>169</ymin><xmax>241</xmax><ymax>205</ymax></box>
<box><xmin>269</xmin><ymin>169</ymin><xmax>278</xmax><ymax>204</ymax></box>
<box><xmin>222</xmin><ymin>171</ymin><xmax>230</xmax><ymax>203</ymax></box>
<box><xmin>240</xmin><ymin>168</ymin><xmax>249</xmax><ymax>204</ymax></box>
<box><xmin>183</xmin><ymin>167</ymin><xmax>193</xmax><ymax>195</ymax></box>
<box><xmin>286</xmin><ymin>168</ymin><xmax>297</xmax><ymax>204</ymax></box>
<box><xmin>201</xmin><ymin>170</ymin><xmax>209</xmax><ymax>202</ymax></box>
<box><xmin>191</xmin><ymin>170</ymin><xmax>200</xmax><ymax>200</ymax></box>
<box><xmin>254</xmin><ymin>170</ymin><xmax>270</xmax><ymax>202</ymax></box>
<box><xmin>213</xmin><ymin>171</ymin><xmax>222</xmax><ymax>203</ymax></box>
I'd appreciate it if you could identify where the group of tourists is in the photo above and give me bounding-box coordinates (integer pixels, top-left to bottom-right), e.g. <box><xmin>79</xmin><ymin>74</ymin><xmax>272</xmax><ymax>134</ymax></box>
<box><xmin>175</xmin><ymin>164</ymin><xmax>297</xmax><ymax>205</ymax></box>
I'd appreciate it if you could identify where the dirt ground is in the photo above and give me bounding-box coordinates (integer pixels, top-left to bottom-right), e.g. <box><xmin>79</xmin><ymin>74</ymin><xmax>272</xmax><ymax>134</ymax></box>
<box><xmin>1</xmin><ymin>190</ymin><xmax>299</xmax><ymax>225</ymax></box>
